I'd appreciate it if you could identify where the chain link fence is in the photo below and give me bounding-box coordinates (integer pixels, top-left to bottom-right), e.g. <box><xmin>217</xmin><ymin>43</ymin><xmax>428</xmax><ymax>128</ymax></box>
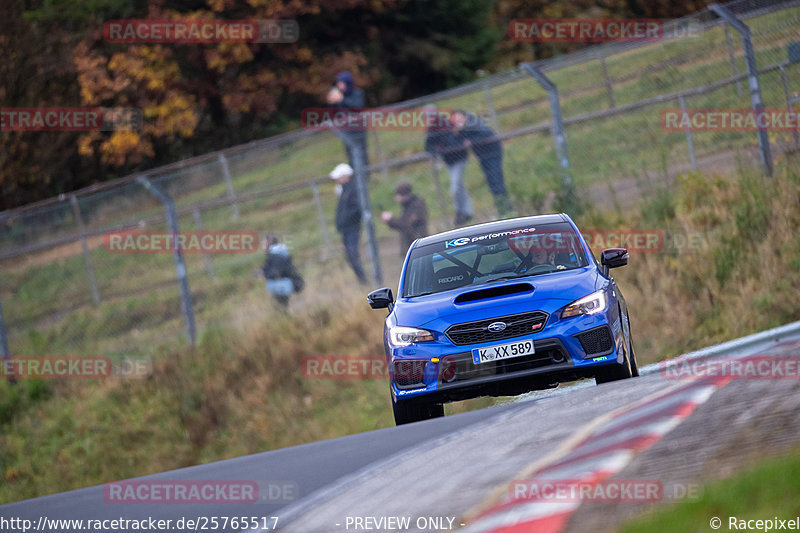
<box><xmin>1</xmin><ymin>0</ymin><xmax>799</xmax><ymax>360</ymax></box>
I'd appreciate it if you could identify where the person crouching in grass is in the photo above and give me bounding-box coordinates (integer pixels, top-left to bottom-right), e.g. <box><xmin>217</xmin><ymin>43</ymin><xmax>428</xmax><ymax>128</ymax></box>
<box><xmin>261</xmin><ymin>234</ymin><xmax>304</xmax><ymax>310</ymax></box>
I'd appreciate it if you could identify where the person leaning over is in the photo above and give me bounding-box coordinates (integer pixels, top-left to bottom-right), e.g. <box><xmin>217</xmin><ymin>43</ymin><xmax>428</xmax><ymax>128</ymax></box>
<box><xmin>451</xmin><ymin>109</ymin><xmax>513</xmax><ymax>218</ymax></box>
<box><xmin>423</xmin><ymin>105</ymin><xmax>473</xmax><ymax>226</ymax></box>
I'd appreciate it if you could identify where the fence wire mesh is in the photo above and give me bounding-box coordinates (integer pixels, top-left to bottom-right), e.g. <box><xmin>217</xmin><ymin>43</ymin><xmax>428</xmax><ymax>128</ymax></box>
<box><xmin>2</xmin><ymin>0</ymin><xmax>799</xmax><ymax>358</ymax></box>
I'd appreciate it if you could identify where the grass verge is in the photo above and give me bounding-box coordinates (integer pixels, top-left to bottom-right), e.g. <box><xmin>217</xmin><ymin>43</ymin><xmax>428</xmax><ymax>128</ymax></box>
<box><xmin>621</xmin><ymin>449</ymin><xmax>800</xmax><ymax>533</ymax></box>
<box><xmin>2</xmin><ymin>160</ymin><xmax>800</xmax><ymax>504</ymax></box>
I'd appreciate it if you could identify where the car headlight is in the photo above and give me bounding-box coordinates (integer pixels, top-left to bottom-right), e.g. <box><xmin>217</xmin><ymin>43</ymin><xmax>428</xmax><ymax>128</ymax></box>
<box><xmin>389</xmin><ymin>326</ymin><xmax>435</xmax><ymax>347</ymax></box>
<box><xmin>561</xmin><ymin>290</ymin><xmax>608</xmax><ymax>318</ymax></box>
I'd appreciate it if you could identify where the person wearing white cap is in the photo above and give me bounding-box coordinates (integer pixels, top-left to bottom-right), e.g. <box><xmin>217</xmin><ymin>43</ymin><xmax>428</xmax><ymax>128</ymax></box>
<box><xmin>330</xmin><ymin>163</ymin><xmax>367</xmax><ymax>284</ymax></box>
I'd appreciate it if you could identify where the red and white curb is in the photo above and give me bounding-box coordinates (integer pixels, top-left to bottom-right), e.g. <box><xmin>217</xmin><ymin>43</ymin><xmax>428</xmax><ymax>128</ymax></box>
<box><xmin>460</xmin><ymin>375</ymin><xmax>731</xmax><ymax>533</ymax></box>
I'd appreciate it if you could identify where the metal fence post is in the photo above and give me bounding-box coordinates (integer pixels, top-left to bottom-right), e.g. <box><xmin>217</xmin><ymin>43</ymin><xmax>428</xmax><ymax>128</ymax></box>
<box><xmin>723</xmin><ymin>24</ymin><xmax>743</xmax><ymax>97</ymax></box>
<box><xmin>218</xmin><ymin>153</ymin><xmax>241</xmax><ymax>221</ymax></box>
<box><xmin>0</xmin><ymin>293</ymin><xmax>13</xmax><ymax>385</ymax></box>
<box><xmin>598</xmin><ymin>54</ymin><xmax>616</xmax><ymax>108</ymax></box>
<box><xmin>710</xmin><ymin>4</ymin><xmax>773</xmax><ymax>177</ymax></box>
<box><xmin>0</xmin><ymin>293</ymin><xmax>10</xmax><ymax>360</ymax></box>
<box><xmin>339</xmin><ymin>134</ymin><xmax>383</xmax><ymax>285</ymax></box>
<box><xmin>679</xmin><ymin>95</ymin><xmax>697</xmax><ymax>170</ymax></box>
<box><xmin>483</xmin><ymin>81</ymin><xmax>500</xmax><ymax>132</ymax></box>
<box><xmin>192</xmin><ymin>208</ymin><xmax>217</xmax><ymax>282</ymax></box>
<box><xmin>138</xmin><ymin>176</ymin><xmax>197</xmax><ymax>347</ymax></box>
<box><xmin>70</xmin><ymin>195</ymin><xmax>101</xmax><ymax>304</ymax></box>
<box><xmin>779</xmin><ymin>65</ymin><xmax>800</xmax><ymax>150</ymax></box>
<box><xmin>310</xmin><ymin>181</ymin><xmax>334</xmax><ymax>260</ymax></box>
<box><xmin>522</xmin><ymin>63</ymin><xmax>578</xmax><ymax>214</ymax></box>
<box><xmin>371</xmin><ymin>131</ymin><xmax>390</xmax><ymax>183</ymax></box>
<box><xmin>429</xmin><ymin>157</ymin><xmax>449</xmax><ymax>219</ymax></box>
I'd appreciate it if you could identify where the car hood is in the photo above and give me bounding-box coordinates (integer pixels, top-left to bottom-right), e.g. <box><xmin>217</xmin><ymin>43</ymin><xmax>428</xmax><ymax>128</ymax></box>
<box><xmin>394</xmin><ymin>267</ymin><xmax>602</xmax><ymax>329</ymax></box>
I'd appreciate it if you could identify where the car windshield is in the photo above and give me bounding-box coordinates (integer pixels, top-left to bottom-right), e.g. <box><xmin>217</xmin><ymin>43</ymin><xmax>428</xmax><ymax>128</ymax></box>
<box><xmin>402</xmin><ymin>222</ymin><xmax>588</xmax><ymax>298</ymax></box>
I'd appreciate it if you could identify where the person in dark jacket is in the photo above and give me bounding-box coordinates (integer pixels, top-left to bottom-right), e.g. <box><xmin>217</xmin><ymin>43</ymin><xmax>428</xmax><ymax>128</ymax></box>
<box><xmin>423</xmin><ymin>106</ymin><xmax>473</xmax><ymax>226</ymax></box>
<box><xmin>261</xmin><ymin>234</ymin><xmax>303</xmax><ymax>310</ymax></box>
<box><xmin>330</xmin><ymin>163</ymin><xmax>367</xmax><ymax>284</ymax></box>
<box><xmin>380</xmin><ymin>182</ymin><xmax>429</xmax><ymax>255</ymax></box>
<box><xmin>451</xmin><ymin>110</ymin><xmax>513</xmax><ymax>218</ymax></box>
<box><xmin>327</xmin><ymin>71</ymin><xmax>370</xmax><ymax>183</ymax></box>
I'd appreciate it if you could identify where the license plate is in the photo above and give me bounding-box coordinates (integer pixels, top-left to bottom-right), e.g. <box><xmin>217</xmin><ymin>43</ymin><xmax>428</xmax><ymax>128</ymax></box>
<box><xmin>472</xmin><ymin>339</ymin><xmax>535</xmax><ymax>364</ymax></box>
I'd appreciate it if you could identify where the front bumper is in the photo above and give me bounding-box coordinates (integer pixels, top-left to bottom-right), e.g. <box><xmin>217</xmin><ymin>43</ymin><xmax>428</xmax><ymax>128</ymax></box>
<box><xmin>390</xmin><ymin>311</ymin><xmax>625</xmax><ymax>404</ymax></box>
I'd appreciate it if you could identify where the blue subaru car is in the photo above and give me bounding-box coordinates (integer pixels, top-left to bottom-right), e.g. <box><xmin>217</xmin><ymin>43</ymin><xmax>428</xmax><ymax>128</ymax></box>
<box><xmin>368</xmin><ymin>214</ymin><xmax>639</xmax><ymax>425</ymax></box>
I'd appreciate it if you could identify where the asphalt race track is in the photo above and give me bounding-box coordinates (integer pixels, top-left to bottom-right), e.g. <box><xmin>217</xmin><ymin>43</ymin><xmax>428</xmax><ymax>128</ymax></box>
<box><xmin>3</xmin><ymin>322</ymin><xmax>800</xmax><ymax>533</ymax></box>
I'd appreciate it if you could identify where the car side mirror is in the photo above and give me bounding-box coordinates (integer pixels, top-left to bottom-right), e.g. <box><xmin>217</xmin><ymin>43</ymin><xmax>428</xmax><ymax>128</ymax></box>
<box><xmin>368</xmin><ymin>287</ymin><xmax>394</xmax><ymax>311</ymax></box>
<box><xmin>600</xmin><ymin>248</ymin><xmax>629</xmax><ymax>269</ymax></box>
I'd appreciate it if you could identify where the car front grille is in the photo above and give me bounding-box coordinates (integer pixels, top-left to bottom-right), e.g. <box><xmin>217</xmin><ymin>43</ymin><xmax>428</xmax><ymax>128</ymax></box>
<box><xmin>392</xmin><ymin>360</ymin><xmax>427</xmax><ymax>389</ymax></box>
<box><xmin>575</xmin><ymin>326</ymin><xmax>614</xmax><ymax>356</ymax></box>
<box><xmin>445</xmin><ymin>311</ymin><xmax>548</xmax><ymax>346</ymax></box>
<box><xmin>439</xmin><ymin>339</ymin><xmax>568</xmax><ymax>384</ymax></box>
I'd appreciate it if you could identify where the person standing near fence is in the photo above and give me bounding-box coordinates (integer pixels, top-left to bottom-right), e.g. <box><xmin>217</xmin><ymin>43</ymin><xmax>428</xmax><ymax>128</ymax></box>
<box><xmin>330</xmin><ymin>163</ymin><xmax>368</xmax><ymax>284</ymax></box>
<box><xmin>326</xmin><ymin>71</ymin><xmax>370</xmax><ymax>183</ymax></box>
<box><xmin>451</xmin><ymin>109</ymin><xmax>513</xmax><ymax>218</ymax></box>
<box><xmin>380</xmin><ymin>182</ymin><xmax>429</xmax><ymax>256</ymax></box>
<box><xmin>423</xmin><ymin>106</ymin><xmax>473</xmax><ymax>226</ymax></box>
<box><xmin>261</xmin><ymin>234</ymin><xmax>304</xmax><ymax>311</ymax></box>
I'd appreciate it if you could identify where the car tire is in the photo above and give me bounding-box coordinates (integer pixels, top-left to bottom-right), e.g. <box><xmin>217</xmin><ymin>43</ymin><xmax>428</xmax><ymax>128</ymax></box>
<box><xmin>596</xmin><ymin>306</ymin><xmax>640</xmax><ymax>384</ymax></box>
<box><xmin>595</xmin><ymin>332</ymin><xmax>635</xmax><ymax>384</ymax></box>
<box><xmin>392</xmin><ymin>397</ymin><xmax>444</xmax><ymax>425</ymax></box>
<box><xmin>595</xmin><ymin>355</ymin><xmax>633</xmax><ymax>384</ymax></box>
<box><xmin>628</xmin><ymin>327</ymin><xmax>640</xmax><ymax>377</ymax></box>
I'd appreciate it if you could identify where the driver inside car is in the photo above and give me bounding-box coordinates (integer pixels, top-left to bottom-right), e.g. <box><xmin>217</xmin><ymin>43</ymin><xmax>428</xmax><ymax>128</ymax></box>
<box><xmin>529</xmin><ymin>249</ymin><xmax>567</xmax><ymax>271</ymax></box>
